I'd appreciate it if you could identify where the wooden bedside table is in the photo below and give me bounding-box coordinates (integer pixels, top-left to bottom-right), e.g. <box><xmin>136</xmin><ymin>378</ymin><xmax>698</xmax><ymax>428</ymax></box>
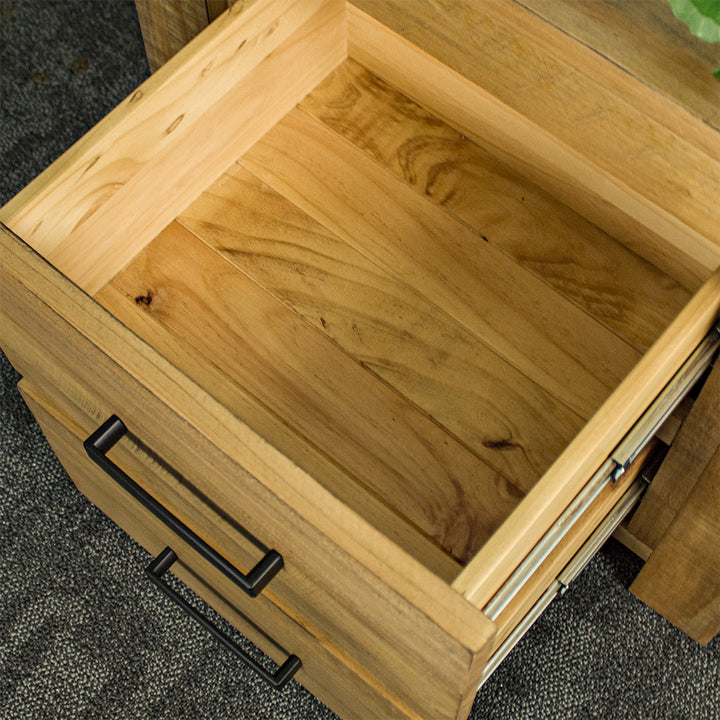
<box><xmin>130</xmin><ymin>0</ymin><xmax>720</xmax><ymax>651</ymax></box>
<box><xmin>2</xmin><ymin>2</ymin><xmax>718</xmax><ymax>718</ymax></box>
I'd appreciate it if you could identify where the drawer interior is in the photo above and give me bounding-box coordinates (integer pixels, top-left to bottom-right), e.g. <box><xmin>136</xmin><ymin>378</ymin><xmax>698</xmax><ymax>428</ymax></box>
<box><xmin>2</xmin><ymin>0</ymin><xmax>718</xmax><ymax>583</ymax></box>
<box><xmin>89</xmin><ymin>56</ymin><xmax>692</xmax><ymax>572</ymax></box>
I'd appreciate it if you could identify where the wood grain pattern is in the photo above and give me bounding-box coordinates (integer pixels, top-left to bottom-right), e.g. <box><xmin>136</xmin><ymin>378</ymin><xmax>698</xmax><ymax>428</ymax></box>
<box><xmin>629</xmin><ymin>360</ymin><xmax>720</xmax><ymax>550</ymax></box>
<box><xmin>517</xmin><ymin>0</ymin><xmax>720</xmax><ymax>131</ymax></box>
<box><xmin>5</xmin><ymin>0</ymin><xmax>719</xmax><ymax>711</ymax></box>
<box><xmin>349</xmin><ymin>1</ymin><xmax>720</xmax><ymax>254</ymax></box>
<box><xmin>241</xmin><ymin>107</ymin><xmax>642</xmax><ymax>419</ymax></box>
<box><xmin>20</xmin><ymin>383</ymin><xmax>425</xmax><ymax>720</ymax></box>
<box><xmin>3</xmin><ymin>0</ymin><xmax>317</xmax><ymax>247</ymax></box>
<box><xmin>630</xmin><ymin>447</ymin><xmax>720</xmax><ymax>646</ymax></box>
<box><xmin>454</xmin><ymin>268</ymin><xmax>720</xmax><ymax>608</ymax></box>
<box><xmin>300</xmin><ymin>58</ymin><xmax>691</xmax><ymax>353</ymax></box>
<box><xmin>97</xmin><ymin>221</ymin><xmax>523</xmax><ymax>563</ymax></box>
<box><xmin>1</xmin><ymin>226</ymin><xmax>495</xmax><ymax>720</ymax></box>
<box><xmin>347</xmin><ymin>5</ymin><xmax>720</xmax><ymax>292</ymax></box>
<box><xmin>91</xmin><ymin>282</ymin><xmax>459</xmax><ymax>581</ymax></box>
<box><xmin>1</xmin><ymin>0</ymin><xmax>347</xmax><ymax>295</ymax></box>
<box><xmin>179</xmin><ymin>163</ymin><xmax>585</xmax><ymax>492</ymax></box>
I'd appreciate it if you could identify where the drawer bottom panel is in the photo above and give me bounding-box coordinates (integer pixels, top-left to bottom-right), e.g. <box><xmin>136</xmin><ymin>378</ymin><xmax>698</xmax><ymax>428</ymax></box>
<box><xmin>19</xmin><ymin>381</ymin><xmax>419</xmax><ymax>720</ymax></box>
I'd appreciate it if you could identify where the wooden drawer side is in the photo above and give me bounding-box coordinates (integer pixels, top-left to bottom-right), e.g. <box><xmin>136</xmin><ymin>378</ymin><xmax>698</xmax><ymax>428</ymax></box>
<box><xmin>454</xmin><ymin>267</ymin><xmax>720</xmax><ymax>608</ymax></box>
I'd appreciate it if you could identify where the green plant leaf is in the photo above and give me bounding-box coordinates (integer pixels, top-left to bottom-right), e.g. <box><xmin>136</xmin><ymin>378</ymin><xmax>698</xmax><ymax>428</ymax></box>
<box><xmin>667</xmin><ymin>0</ymin><xmax>720</xmax><ymax>42</ymax></box>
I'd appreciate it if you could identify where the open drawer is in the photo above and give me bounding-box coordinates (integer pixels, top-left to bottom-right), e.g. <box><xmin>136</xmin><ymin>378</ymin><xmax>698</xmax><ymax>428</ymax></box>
<box><xmin>1</xmin><ymin>2</ymin><xmax>719</xmax><ymax>719</ymax></box>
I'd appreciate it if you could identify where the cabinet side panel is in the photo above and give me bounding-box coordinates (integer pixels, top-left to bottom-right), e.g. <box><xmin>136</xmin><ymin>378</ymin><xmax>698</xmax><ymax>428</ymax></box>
<box><xmin>628</xmin><ymin>361</ymin><xmax>720</xmax><ymax>550</ymax></box>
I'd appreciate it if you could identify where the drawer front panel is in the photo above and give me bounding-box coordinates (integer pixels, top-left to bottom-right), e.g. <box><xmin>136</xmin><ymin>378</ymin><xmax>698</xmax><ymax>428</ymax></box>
<box><xmin>20</xmin><ymin>383</ymin><xmax>418</xmax><ymax>720</ymax></box>
<box><xmin>1</xmin><ymin>232</ymin><xmax>493</xmax><ymax>720</ymax></box>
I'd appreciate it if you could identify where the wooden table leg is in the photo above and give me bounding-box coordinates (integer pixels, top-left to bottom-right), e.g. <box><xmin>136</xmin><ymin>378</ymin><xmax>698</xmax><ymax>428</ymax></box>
<box><xmin>630</xmin><ymin>446</ymin><xmax>720</xmax><ymax>646</ymax></box>
<box><xmin>134</xmin><ymin>0</ymin><xmax>225</xmax><ymax>72</ymax></box>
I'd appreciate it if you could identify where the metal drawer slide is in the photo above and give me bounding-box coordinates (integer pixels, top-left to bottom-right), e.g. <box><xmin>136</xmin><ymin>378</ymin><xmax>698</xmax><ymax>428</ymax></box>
<box><xmin>478</xmin><ymin>321</ymin><xmax>720</xmax><ymax>688</ymax></box>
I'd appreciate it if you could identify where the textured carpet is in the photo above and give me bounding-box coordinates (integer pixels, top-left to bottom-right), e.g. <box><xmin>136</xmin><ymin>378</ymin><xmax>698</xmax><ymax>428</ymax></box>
<box><xmin>1</xmin><ymin>2</ymin><xmax>718</xmax><ymax>719</ymax></box>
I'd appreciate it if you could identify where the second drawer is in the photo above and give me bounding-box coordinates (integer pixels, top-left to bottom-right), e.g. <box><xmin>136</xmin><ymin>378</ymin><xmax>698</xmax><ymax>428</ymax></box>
<box><xmin>19</xmin><ymin>379</ymin><xmax>425</xmax><ymax>720</ymax></box>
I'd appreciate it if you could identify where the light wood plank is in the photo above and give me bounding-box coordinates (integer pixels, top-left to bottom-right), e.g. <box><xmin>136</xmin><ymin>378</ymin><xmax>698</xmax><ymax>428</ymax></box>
<box><xmin>91</xmin><ymin>282</ymin><xmax>459</xmax><ymax>582</ymax></box>
<box><xmin>97</xmin><ymin>221</ymin><xmax>521</xmax><ymax>564</ymax></box>
<box><xmin>300</xmin><ymin>58</ymin><xmax>691</xmax><ymax>353</ymax></box>
<box><xmin>1</xmin><ymin>0</ymin><xmax>347</xmax><ymax>295</ymax></box>
<box><xmin>454</xmin><ymin>268</ymin><xmax>720</xmax><ymax>608</ymax></box>
<box><xmin>347</xmin><ymin>4</ymin><xmax>720</xmax><ymax>292</ymax></box>
<box><xmin>179</xmin><ymin>163</ymin><xmax>585</xmax><ymax>492</ymax></box>
<box><xmin>241</xmin><ymin>107</ymin><xmax>642</xmax><ymax>419</ymax></box>
<box><xmin>629</xmin><ymin>360</ymin><xmax>720</xmax><ymax>550</ymax></box>
<box><xmin>2</xmin><ymin>0</ymin><xmax>320</xmax><ymax>243</ymax></box>
<box><xmin>1</xmin><ymin>226</ymin><xmax>496</xmax><ymax>720</ymax></box>
<box><xmin>516</xmin><ymin>0</ymin><xmax>720</xmax><ymax>131</ymax></box>
<box><xmin>631</xmin><ymin>447</ymin><xmax>720</xmax><ymax>646</ymax></box>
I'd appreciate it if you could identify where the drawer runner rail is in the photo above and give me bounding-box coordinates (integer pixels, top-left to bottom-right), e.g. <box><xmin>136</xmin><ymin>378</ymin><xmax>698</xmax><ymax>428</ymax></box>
<box><xmin>483</xmin><ymin>322</ymin><xmax>720</xmax><ymax>623</ymax></box>
<box><xmin>478</xmin><ymin>476</ymin><xmax>647</xmax><ymax>688</ymax></box>
<box><xmin>609</xmin><ymin>323</ymin><xmax>720</xmax><ymax>480</ymax></box>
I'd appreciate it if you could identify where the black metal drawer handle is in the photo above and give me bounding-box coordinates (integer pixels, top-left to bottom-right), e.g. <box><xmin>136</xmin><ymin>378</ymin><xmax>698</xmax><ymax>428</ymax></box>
<box><xmin>147</xmin><ymin>547</ymin><xmax>302</xmax><ymax>689</ymax></box>
<box><xmin>84</xmin><ymin>415</ymin><xmax>283</xmax><ymax>598</ymax></box>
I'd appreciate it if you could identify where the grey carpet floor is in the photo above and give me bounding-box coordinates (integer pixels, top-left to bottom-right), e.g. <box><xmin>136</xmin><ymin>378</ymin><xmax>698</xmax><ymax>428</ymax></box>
<box><xmin>0</xmin><ymin>1</ymin><xmax>718</xmax><ymax>718</ymax></box>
